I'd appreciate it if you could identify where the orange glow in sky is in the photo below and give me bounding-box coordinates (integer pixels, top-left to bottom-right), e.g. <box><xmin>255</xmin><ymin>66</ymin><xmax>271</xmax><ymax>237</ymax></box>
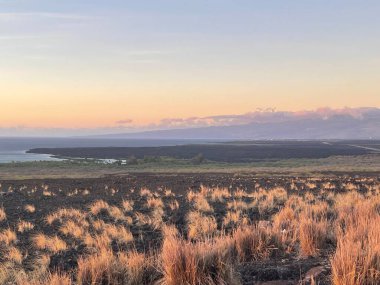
<box><xmin>0</xmin><ymin>1</ymin><xmax>379</xmax><ymax>130</ymax></box>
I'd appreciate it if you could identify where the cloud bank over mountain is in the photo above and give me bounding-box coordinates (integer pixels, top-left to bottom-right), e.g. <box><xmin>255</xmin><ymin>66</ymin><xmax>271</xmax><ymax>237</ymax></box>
<box><xmin>104</xmin><ymin>107</ymin><xmax>380</xmax><ymax>140</ymax></box>
<box><xmin>1</xmin><ymin>107</ymin><xmax>379</xmax><ymax>139</ymax></box>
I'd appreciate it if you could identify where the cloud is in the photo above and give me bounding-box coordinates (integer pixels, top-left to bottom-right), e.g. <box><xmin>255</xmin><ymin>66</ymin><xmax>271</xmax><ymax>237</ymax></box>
<box><xmin>115</xmin><ymin>119</ymin><xmax>133</xmax><ymax>125</ymax></box>
<box><xmin>0</xmin><ymin>35</ymin><xmax>46</xmax><ymax>41</ymax></box>
<box><xmin>147</xmin><ymin>107</ymin><xmax>379</xmax><ymax>130</ymax></box>
<box><xmin>151</xmin><ymin>109</ymin><xmax>280</xmax><ymax>129</ymax></box>
<box><xmin>125</xmin><ymin>50</ymin><xmax>174</xmax><ymax>56</ymax></box>
<box><xmin>0</xmin><ymin>126</ymin><xmax>133</xmax><ymax>137</ymax></box>
<box><xmin>0</xmin><ymin>12</ymin><xmax>94</xmax><ymax>22</ymax></box>
<box><xmin>1</xmin><ymin>107</ymin><xmax>378</xmax><ymax>137</ymax></box>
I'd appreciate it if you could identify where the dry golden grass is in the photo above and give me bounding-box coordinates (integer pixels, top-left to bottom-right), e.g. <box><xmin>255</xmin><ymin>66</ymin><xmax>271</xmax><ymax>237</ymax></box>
<box><xmin>258</xmin><ymin>194</ymin><xmax>276</xmax><ymax>215</ymax></box>
<box><xmin>140</xmin><ymin>188</ymin><xmax>153</xmax><ymax>197</ymax></box>
<box><xmin>122</xmin><ymin>199</ymin><xmax>134</xmax><ymax>212</ymax></box>
<box><xmin>254</xmin><ymin>187</ymin><xmax>288</xmax><ymax>216</ymax></box>
<box><xmin>147</xmin><ymin>197</ymin><xmax>164</xmax><ymax>208</ymax></box>
<box><xmin>193</xmin><ymin>195</ymin><xmax>214</xmax><ymax>213</ymax></box>
<box><xmin>119</xmin><ymin>251</ymin><xmax>158</xmax><ymax>285</ymax></box>
<box><xmin>234</xmin><ymin>225</ymin><xmax>277</xmax><ymax>262</ymax></box>
<box><xmin>77</xmin><ymin>249</ymin><xmax>157</xmax><ymax>285</ymax></box>
<box><xmin>104</xmin><ymin>224</ymin><xmax>134</xmax><ymax>244</ymax></box>
<box><xmin>0</xmin><ymin>206</ymin><xmax>6</xmax><ymax>221</ymax></box>
<box><xmin>298</xmin><ymin>215</ymin><xmax>328</xmax><ymax>257</ymax></box>
<box><xmin>223</xmin><ymin>210</ymin><xmax>245</xmax><ymax>227</ymax></box>
<box><xmin>105</xmin><ymin>187</ymin><xmax>117</xmax><ymax>196</ymax></box>
<box><xmin>150</xmin><ymin>207</ymin><xmax>165</xmax><ymax>230</ymax></box>
<box><xmin>0</xmin><ymin>263</ymin><xmax>27</xmax><ymax>285</ymax></box>
<box><xmin>308</xmin><ymin>201</ymin><xmax>329</xmax><ymax>221</ymax></box>
<box><xmin>32</xmin><ymin>234</ymin><xmax>67</xmax><ymax>253</ymax></box>
<box><xmin>34</xmin><ymin>253</ymin><xmax>51</xmax><ymax>271</ymax></box>
<box><xmin>89</xmin><ymin>200</ymin><xmax>109</xmax><ymax>216</ymax></box>
<box><xmin>108</xmin><ymin>206</ymin><xmax>126</xmax><ymax>221</ymax></box>
<box><xmin>187</xmin><ymin>211</ymin><xmax>217</xmax><ymax>240</ymax></box>
<box><xmin>227</xmin><ymin>199</ymin><xmax>249</xmax><ymax>211</ymax></box>
<box><xmin>305</xmin><ymin>182</ymin><xmax>317</xmax><ymax>190</ymax></box>
<box><xmin>0</xmin><ymin>229</ymin><xmax>17</xmax><ymax>245</ymax></box>
<box><xmin>6</xmin><ymin>246</ymin><xmax>23</xmax><ymax>264</ymax></box>
<box><xmin>234</xmin><ymin>188</ymin><xmax>248</xmax><ymax>198</ymax></box>
<box><xmin>17</xmin><ymin>220</ymin><xmax>34</xmax><ymax>233</ymax></box>
<box><xmin>24</xmin><ymin>204</ymin><xmax>36</xmax><ymax>213</ymax></box>
<box><xmin>135</xmin><ymin>208</ymin><xmax>164</xmax><ymax>230</ymax></box>
<box><xmin>187</xmin><ymin>190</ymin><xmax>198</xmax><ymax>202</ymax></box>
<box><xmin>168</xmin><ymin>200</ymin><xmax>179</xmax><ymax>211</ymax></box>
<box><xmin>43</xmin><ymin>273</ymin><xmax>73</xmax><ymax>285</ymax></box>
<box><xmin>91</xmin><ymin>219</ymin><xmax>106</xmax><ymax>232</ymax></box>
<box><xmin>344</xmin><ymin>182</ymin><xmax>358</xmax><ymax>191</ymax></box>
<box><xmin>66</xmin><ymin>189</ymin><xmax>79</xmax><ymax>197</ymax></box>
<box><xmin>270</xmin><ymin>187</ymin><xmax>288</xmax><ymax>204</ymax></box>
<box><xmin>134</xmin><ymin>212</ymin><xmax>152</xmax><ymax>227</ymax></box>
<box><xmin>83</xmin><ymin>233</ymin><xmax>112</xmax><ymax>251</ymax></box>
<box><xmin>273</xmin><ymin>205</ymin><xmax>296</xmax><ymax>231</ymax></box>
<box><xmin>209</xmin><ymin>187</ymin><xmax>231</xmax><ymax>202</ymax></box>
<box><xmin>304</xmin><ymin>191</ymin><xmax>316</xmax><ymax>203</ymax></box>
<box><xmin>119</xmin><ymin>252</ymin><xmax>145</xmax><ymax>284</ymax></box>
<box><xmin>331</xmin><ymin>194</ymin><xmax>380</xmax><ymax>285</ymax></box>
<box><xmin>285</xmin><ymin>194</ymin><xmax>306</xmax><ymax>212</ymax></box>
<box><xmin>164</xmin><ymin>189</ymin><xmax>174</xmax><ymax>197</ymax></box>
<box><xmin>272</xmin><ymin>205</ymin><xmax>297</xmax><ymax>248</ymax></box>
<box><xmin>46</xmin><ymin>208</ymin><xmax>86</xmax><ymax>225</ymax></box>
<box><xmin>10</xmin><ymin>253</ymin><xmax>51</xmax><ymax>285</ymax></box>
<box><xmin>1</xmin><ymin>179</ymin><xmax>379</xmax><ymax>285</ymax></box>
<box><xmin>88</xmin><ymin>219</ymin><xmax>133</xmax><ymax>245</ymax></box>
<box><xmin>322</xmin><ymin>181</ymin><xmax>336</xmax><ymax>190</ymax></box>
<box><xmin>160</xmin><ymin>226</ymin><xmax>239</xmax><ymax>285</ymax></box>
<box><xmin>77</xmin><ymin>250</ymin><xmax>127</xmax><ymax>285</ymax></box>
<box><xmin>42</xmin><ymin>190</ymin><xmax>54</xmax><ymax>197</ymax></box>
<box><xmin>199</xmin><ymin>184</ymin><xmax>210</xmax><ymax>196</ymax></box>
<box><xmin>60</xmin><ymin>220</ymin><xmax>88</xmax><ymax>238</ymax></box>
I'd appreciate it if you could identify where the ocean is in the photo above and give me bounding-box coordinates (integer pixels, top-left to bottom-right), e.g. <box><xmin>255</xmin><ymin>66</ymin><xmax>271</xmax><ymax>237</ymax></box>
<box><xmin>0</xmin><ymin>137</ymin><xmax>209</xmax><ymax>163</ymax></box>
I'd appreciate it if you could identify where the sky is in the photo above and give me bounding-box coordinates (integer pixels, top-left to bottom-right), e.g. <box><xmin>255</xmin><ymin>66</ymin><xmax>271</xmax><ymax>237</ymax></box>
<box><xmin>0</xmin><ymin>0</ymin><xmax>379</xmax><ymax>135</ymax></box>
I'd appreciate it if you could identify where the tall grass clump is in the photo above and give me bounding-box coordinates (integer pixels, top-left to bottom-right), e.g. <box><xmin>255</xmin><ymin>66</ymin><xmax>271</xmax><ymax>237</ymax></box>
<box><xmin>0</xmin><ymin>207</ymin><xmax>6</xmax><ymax>221</ymax></box>
<box><xmin>331</xmin><ymin>194</ymin><xmax>380</xmax><ymax>285</ymax></box>
<box><xmin>160</xmin><ymin>226</ymin><xmax>239</xmax><ymax>285</ymax></box>
<box><xmin>233</xmin><ymin>225</ymin><xmax>278</xmax><ymax>262</ymax></box>
<box><xmin>77</xmin><ymin>250</ymin><xmax>127</xmax><ymax>285</ymax></box>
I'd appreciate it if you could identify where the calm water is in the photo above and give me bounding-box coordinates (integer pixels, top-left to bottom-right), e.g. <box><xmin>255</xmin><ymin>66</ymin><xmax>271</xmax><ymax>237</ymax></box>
<box><xmin>0</xmin><ymin>137</ymin><xmax>210</xmax><ymax>163</ymax></box>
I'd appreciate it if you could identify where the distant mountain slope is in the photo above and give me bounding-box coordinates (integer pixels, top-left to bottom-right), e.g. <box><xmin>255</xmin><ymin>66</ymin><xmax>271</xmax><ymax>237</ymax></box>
<box><xmin>100</xmin><ymin>108</ymin><xmax>380</xmax><ymax>139</ymax></box>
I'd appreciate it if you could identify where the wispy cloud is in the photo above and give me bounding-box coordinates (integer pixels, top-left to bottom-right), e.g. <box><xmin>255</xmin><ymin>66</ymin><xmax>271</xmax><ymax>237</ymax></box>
<box><xmin>0</xmin><ymin>126</ymin><xmax>132</xmax><ymax>137</ymax></box>
<box><xmin>115</xmin><ymin>119</ymin><xmax>133</xmax><ymax>125</ymax></box>
<box><xmin>0</xmin><ymin>12</ymin><xmax>94</xmax><ymax>21</ymax></box>
<box><xmin>0</xmin><ymin>35</ymin><xmax>49</xmax><ymax>41</ymax></box>
<box><xmin>125</xmin><ymin>50</ymin><xmax>173</xmax><ymax>56</ymax></box>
